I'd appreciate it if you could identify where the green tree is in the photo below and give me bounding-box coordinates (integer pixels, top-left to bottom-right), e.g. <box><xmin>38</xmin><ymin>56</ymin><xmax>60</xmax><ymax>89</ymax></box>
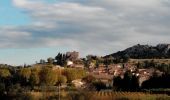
<box><xmin>29</xmin><ymin>69</ymin><xmax>40</xmax><ymax>89</ymax></box>
<box><xmin>76</xmin><ymin>69</ymin><xmax>86</xmax><ymax>79</ymax></box>
<box><xmin>57</xmin><ymin>75</ymin><xmax>67</xmax><ymax>85</ymax></box>
<box><xmin>18</xmin><ymin>68</ymin><xmax>31</xmax><ymax>83</ymax></box>
<box><xmin>0</xmin><ymin>68</ymin><xmax>11</xmax><ymax>86</ymax></box>
<box><xmin>83</xmin><ymin>75</ymin><xmax>96</xmax><ymax>83</ymax></box>
<box><xmin>0</xmin><ymin>68</ymin><xmax>11</xmax><ymax>79</ymax></box>
<box><xmin>40</xmin><ymin>59</ymin><xmax>46</xmax><ymax>64</ymax></box>
<box><xmin>64</xmin><ymin>69</ymin><xmax>77</xmax><ymax>83</ymax></box>
<box><xmin>55</xmin><ymin>53</ymin><xmax>68</xmax><ymax>66</ymax></box>
<box><xmin>40</xmin><ymin>67</ymin><xmax>57</xmax><ymax>86</ymax></box>
<box><xmin>92</xmin><ymin>80</ymin><xmax>106</xmax><ymax>91</ymax></box>
<box><xmin>64</xmin><ymin>69</ymin><xmax>86</xmax><ymax>83</ymax></box>
<box><xmin>113</xmin><ymin>76</ymin><xmax>123</xmax><ymax>91</ymax></box>
<box><xmin>47</xmin><ymin>57</ymin><xmax>54</xmax><ymax>65</ymax></box>
<box><xmin>0</xmin><ymin>83</ymin><xmax>5</xmax><ymax>96</ymax></box>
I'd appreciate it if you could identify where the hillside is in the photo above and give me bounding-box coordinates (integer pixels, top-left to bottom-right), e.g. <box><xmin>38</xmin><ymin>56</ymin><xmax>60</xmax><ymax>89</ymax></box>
<box><xmin>105</xmin><ymin>44</ymin><xmax>170</xmax><ymax>59</ymax></box>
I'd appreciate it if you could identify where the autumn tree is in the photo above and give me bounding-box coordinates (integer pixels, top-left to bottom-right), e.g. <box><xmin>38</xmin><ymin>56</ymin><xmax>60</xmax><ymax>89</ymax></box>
<box><xmin>29</xmin><ymin>68</ymin><xmax>40</xmax><ymax>89</ymax></box>
<box><xmin>83</xmin><ymin>75</ymin><xmax>96</xmax><ymax>83</ymax></box>
<box><xmin>57</xmin><ymin>75</ymin><xmax>67</xmax><ymax>85</ymax></box>
<box><xmin>64</xmin><ymin>69</ymin><xmax>86</xmax><ymax>83</ymax></box>
<box><xmin>18</xmin><ymin>68</ymin><xmax>31</xmax><ymax>85</ymax></box>
<box><xmin>0</xmin><ymin>68</ymin><xmax>11</xmax><ymax>83</ymax></box>
<box><xmin>0</xmin><ymin>68</ymin><xmax>11</xmax><ymax>79</ymax></box>
<box><xmin>64</xmin><ymin>69</ymin><xmax>77</xmax><ymax>83</ymax></box>
<box><xmin>39</xmin><ymin>67</ymin><xmax>57</xmax><ymax>86</ymax></box>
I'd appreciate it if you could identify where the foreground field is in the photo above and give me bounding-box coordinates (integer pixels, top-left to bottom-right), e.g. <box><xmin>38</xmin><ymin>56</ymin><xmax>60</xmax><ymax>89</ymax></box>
<box><xmin>9</xmin><ymin>91</ymin><xmax>170</xmax><ymax>100</ymax></box>
<box><xmin>88</xmin><ymin>91</ymin><xmax>170</xmax><ymax>100</ymax></box>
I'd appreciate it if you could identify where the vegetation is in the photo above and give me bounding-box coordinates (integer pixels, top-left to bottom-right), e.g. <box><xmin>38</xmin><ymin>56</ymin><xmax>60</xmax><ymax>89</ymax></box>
<box><xmin>3</xmin><ymin>91</ymin><xmax>170</xmax><ymax>100</ymax></box>
<box><xmin>113</xmin><ymin>71</ymin><xmax>139</xmax><ymax>91</ymax></box>
<box><xmin>88</xmin><ymin>91</ymin><xmax>170</xmax><ymax>100</ymax></box>
<box><xmin>0</xmin><ymin>65</ymin><xmax>86</xmax><ymax>99</ymax></box>
<box><xmin>1</xmin><ymin>44</ymin><xmax>170</xmax><ymax>99</ymax></box>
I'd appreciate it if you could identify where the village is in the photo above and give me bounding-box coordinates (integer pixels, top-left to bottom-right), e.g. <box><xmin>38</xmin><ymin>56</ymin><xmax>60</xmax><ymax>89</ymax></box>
<box><xmin>39</xmin><ymin>51</ymin><xmax>164</xmax><ymax>90</ymax></box>
<box><xmin>0</xmin><ymin>51</ymin><xmax>169</xmax><ymax>99</ymax></box>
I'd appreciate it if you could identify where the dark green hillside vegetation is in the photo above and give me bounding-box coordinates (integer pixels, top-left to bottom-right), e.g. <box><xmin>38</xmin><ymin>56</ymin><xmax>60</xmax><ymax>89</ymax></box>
<box><xmin>105</xmin><ymin>44</ymin><xmax>170</xmax><ymax>60</ymax></box>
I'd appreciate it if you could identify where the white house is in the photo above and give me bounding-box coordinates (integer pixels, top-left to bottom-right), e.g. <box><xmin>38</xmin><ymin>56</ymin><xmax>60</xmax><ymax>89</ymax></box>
<box><xmin>67</xmin><ymin>60</ymin><xmax>73</xmax><ymax>66</ymax></box>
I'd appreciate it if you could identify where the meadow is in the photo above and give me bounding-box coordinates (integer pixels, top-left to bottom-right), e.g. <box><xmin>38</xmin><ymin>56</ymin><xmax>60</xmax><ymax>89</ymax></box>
<box><xmin>10</xmin><ymin>91</ymin><xmax>170</xmax><ymax>100</ymax></box>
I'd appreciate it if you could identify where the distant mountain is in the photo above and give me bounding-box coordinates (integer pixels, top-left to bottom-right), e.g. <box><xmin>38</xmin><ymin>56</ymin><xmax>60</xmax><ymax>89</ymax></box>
<box><xmin>105</xmin><ymin>44</ymin><xmax>170</xmax><ymax>59</ymax></box>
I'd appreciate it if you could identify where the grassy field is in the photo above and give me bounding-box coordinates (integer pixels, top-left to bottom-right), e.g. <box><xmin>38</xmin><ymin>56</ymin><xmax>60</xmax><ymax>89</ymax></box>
<box><xmin>88</xmin><ymin>91</ymin><xmax>170</xmax><ymax>100</ymax></box>
<box><xmin>15</xmin><ymin>91</ymin><xmax>170</xmax><ymax>100</ymax></box>
<box><xmin>129</xmin><ymin>59</ymin><xmax>170</xmax><ymax>64</ymax></box>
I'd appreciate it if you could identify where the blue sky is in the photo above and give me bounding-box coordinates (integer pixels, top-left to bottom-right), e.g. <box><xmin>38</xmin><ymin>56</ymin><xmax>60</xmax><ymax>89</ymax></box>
<box><xmin>0</xmin><ymin>0</ymin><xmax>68</xmax><ymax>65</ymax></box>
<box><xmin>0</xmin><ymin>48</ymin><xmax>68</xmax><ymax>65</ymax></box>
<box><xmin>0</xmin><ymin>0</ymin><xmax>30</xmax><ymax>26</ymax></box>
<box><xmin>0</xmin><ymin>0</ymin><xmax>170</xmax><ymax>65</ymax></box>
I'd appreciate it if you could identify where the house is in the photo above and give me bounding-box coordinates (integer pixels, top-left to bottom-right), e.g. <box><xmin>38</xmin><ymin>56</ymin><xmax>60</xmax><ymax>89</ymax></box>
<box><xmin>66</xmin><ymin>51</ymin><xmax>79</xmax><ymax>61</ymax></box>
<box><xmin>67</xmin><ymin>60</ymin><xmax>73</xmax><ymax>66</ymax></box>
<box><xmin>113</xmin><ymin>69</ymin><xmax>124</xmax><ymax>77</ymax></box>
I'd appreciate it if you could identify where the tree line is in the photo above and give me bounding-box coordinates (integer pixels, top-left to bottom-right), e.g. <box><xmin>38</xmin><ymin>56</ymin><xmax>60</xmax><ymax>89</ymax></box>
<box><xmin>0</xmin><ymin>65</ymin><xmax>86</xmax><ymax>97</ymax></box>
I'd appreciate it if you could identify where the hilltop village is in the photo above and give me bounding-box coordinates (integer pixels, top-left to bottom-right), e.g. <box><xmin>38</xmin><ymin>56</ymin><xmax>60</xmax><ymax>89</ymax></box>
<box><xmin>31</xmin><ymin>49</ymin><xmax>168</xmax><ymax>90</ymax></box>
<box><xmin>1</xmin><ymin>44</ymin><xmax>170</xmax><ymax>99</ymax></box>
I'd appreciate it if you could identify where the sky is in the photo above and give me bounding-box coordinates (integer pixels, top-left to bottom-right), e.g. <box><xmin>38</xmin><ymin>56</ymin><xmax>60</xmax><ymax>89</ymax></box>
<box><xmin>0</xmin><ymin>0</ymin><xmax>170</xmax><ymax>65</ymax></box>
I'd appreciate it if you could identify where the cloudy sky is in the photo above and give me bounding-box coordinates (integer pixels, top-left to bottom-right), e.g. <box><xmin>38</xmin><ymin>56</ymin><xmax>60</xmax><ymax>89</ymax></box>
<box><xmin>0</xmin><ymin>0</ymin><xmax>170</xmax><ymax>65</ymax></box>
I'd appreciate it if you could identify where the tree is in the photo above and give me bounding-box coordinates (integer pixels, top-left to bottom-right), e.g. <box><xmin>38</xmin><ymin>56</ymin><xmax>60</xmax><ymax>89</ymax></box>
<box><xmin>113</xmin><ymin>76</ymin><xmax>123</xmax><ymax>91</ymax></box>
<box><xmin>55</xmin><ymin>53</ymin><xmax>63</xmax><ymax>65</ymax></box>
<box><xmin>18</xmin><ymin>68</ymin><xmax>31</xmax><ymax>84</ymax></box>
<box><xmin>57</xmin><ymin>75</ymin><xmax>67</xmax><ymax>85</ymax></box>
<box><xmin>0</xmin><ymin>83</ymin><xmax>5</xmax><ymax>96</ymax></box>
<box><xmin>131</xmin><ymin>75</ymin><xmax>139</xmax><ymax>91</ymax></box>
<box><xmin>0</xmin><ymin>68</ymin><xmax>11</xmax><ymax>90</ymax></box>
<box><xmin>64</xmin><ymin>69</ymin><xmax>77</xmax><ymax>83</ymax></box>
<box><xmin>55</xmin><ymin>53</ymin><xmax>68</xmax><ymax>66</ymax></box>
<box><xmin>0</xmin><ymin>68</ymin><xmax>11</xmax><ymax>79</ymax></box>
<box><xmin>29</xmin><ymin>69</ymin><xmax>40</xmax><ymax>89</ymax></box>
<box><xmin>136</xmin><ymin>62</ymin><xmax>143</xmax><ymax>69</ymax></box>
<box><xmin>76</xmin><ymin>69</ymin><xmax>86</xmax><ymax>79</ymax></box>
<box><xmin>123</xmin><ymin>54</ymin><xmax>130</xmax><ymax>63</ymax></box>
<box><xmin>40</xmin><ymin>59</ymin><xmax>46</xmax><ymax>64</ymax></box>
<box><xmin>47</xmin><ymin>57</ymin><xmax>54</xmax><ymax>65</ymax></box>
<box><xmin>83</xmin><ymin>75</ymin><xmax>96</xmax><ymax>83</ymax></box>
<box><xmin>92</xmin><ymin>80</ymin><xmax>106</xmax><ymax>91</ymax></box>
<box><xmin>63</xmin><ymin>68</ymin><xmax>86</xmax><ymax>83</ymax></box>
<box><xmin>40</xmin><ymin>67</ymin><xmax>57</xmax><ymax>86</ymax></box>
<box><xmin>122</xmin><ymin>71</ymin><xmax>133</xmax><ymax>91</ymax></box>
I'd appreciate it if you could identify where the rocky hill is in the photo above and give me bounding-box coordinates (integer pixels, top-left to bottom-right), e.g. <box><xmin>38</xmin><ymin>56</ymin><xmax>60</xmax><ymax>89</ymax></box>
<box><xmin>105</xmin><ymin>44</ymin><xmax>170</xmax><ymax>59</ymax></box>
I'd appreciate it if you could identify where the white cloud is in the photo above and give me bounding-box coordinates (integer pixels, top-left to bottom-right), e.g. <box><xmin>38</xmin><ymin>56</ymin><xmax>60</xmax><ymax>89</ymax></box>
<box><xmin>13</xmin><ymin>0</ymin><xmax>33</xmax><ymax>8</ymax></box>
<box><xmin>0</xmin><ymin>27</ymin><xmax>31</xmax><ymax>38</ymax></box>
<box><xmin>13</xmin><ymin>0</ymin><xmax>28</xmax><ymax>6</ymax></box>
<box><xmin>1</xmin><ymin>0</ymin><xmax>170</xmax><ymax>56</ymax></box>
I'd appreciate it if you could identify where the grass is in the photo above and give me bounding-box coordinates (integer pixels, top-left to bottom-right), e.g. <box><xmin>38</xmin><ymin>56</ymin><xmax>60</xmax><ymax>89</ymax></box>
<box><xmin>88</xmin><ymin>91</ymin><xmax>170</xmax><ymax>100</ymax></box>
<box><xmin>129</xmin><ymin>59</ymin><xmax>170</xmax><ymax>64</ymax></box>
<box><xmin>19</xmin><ymin>91</ymin><xmax>170</xmax><ymax>100</ymax></box>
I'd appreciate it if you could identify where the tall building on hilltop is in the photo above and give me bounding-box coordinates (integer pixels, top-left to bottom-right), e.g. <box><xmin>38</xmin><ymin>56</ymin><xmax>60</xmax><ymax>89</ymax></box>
<box><xmin>66</xmin><ymin>51</ymin><xmax>79</xmax><ymax>61</ymax></box>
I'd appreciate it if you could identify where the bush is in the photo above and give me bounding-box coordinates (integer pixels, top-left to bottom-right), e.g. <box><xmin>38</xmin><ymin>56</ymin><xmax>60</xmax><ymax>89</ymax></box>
<box><xmin>0</xmin><ymin>83</ymin><xmax>5</xmax><ymax>93</ymax></box>
<box><xmin>92</xmin><ymin>81</ymin><xmax>106</xmax><ymax>91</ymax></box>
<box><xmin>20</xmin><ymin>93</ymin><xmax>36</xmax><ymax>100</ymax></box>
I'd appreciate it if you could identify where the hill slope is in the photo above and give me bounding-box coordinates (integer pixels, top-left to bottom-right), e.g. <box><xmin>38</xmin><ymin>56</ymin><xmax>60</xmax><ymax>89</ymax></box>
<box><xmin>106</xmin><ymin>44</ymin><xmax>170</xmax><ymax>59</ymax></box>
